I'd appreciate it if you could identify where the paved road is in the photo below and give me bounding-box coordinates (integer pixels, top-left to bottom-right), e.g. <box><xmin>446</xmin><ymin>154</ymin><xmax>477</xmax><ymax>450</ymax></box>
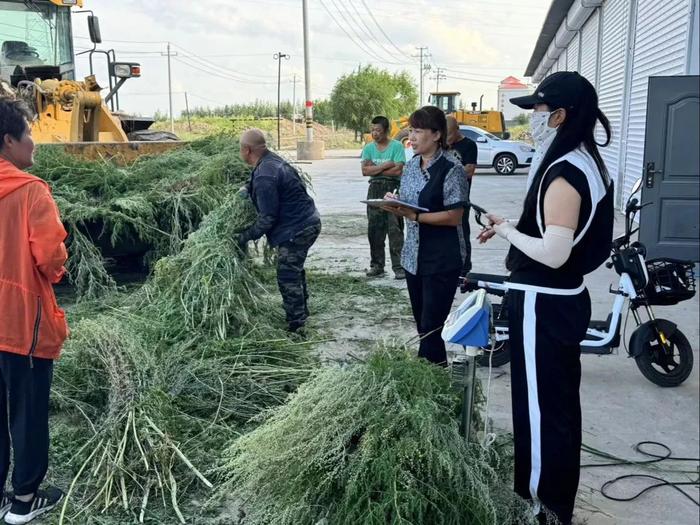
<box><xmin>302</xmin><ymin>150</ymin><xmax>700</xmax><ymax>525</ymax></box>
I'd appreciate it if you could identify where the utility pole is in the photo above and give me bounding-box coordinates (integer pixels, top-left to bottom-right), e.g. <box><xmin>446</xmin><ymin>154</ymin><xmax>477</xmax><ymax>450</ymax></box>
<box><xmin>298</xmin><ymin>0</ymin><xmax>323</xmax><ymax>159</ymax></box>
<box><xmin>292</xmin><ymin>74</ymin><xmax>300</xmax><ymax>136</ymax></box>
<box><xmin>413</xmin><ymin>46</ymin><xmax>430</xmax><ymax>106</ymax></box>
<box><xmin>302</xmin><ymin>0</ymin><xmax>314</xmax><ymax>143</ymax></box>
<box><xmin>161</xmin><ymin>42</ymin><xmax>178</xmax><ymax>133</ymax></box>
<box><xmin>434</xmin><ymin>67</ymin><xmax>447</xmax><ymax>93</ymax></box>
<box><xmin>274</xmin><ymin>52</ymin><xmax>290</xmax><ymax>150</ymax></box>
<box><xmin>184</xmin><ymin>92</ymin><xmax>192</xmax><ymax>132</ymax></box>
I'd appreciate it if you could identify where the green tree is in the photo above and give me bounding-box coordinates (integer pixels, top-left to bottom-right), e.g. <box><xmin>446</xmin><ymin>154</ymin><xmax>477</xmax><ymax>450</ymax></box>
<box><xmin>329</xmin><ymin>66</ymin><xmax>418</xmax><ymax>136</ymax></box>
<box><xmin>514</xmin><ymin>113</ymin><xmax>529</xmax><ymax>126</ymax></box>
<box><xmin>312</xmin><ymin>99</ymin><xmax>333</xmax><ymax>126</ymax></box>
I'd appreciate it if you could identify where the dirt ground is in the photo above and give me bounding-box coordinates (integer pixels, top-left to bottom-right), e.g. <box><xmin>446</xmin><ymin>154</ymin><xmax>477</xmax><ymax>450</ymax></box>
<box><xmin>300</xmin><ymin>149</ymin><xmax>700</xmax><ymax>525</ymax></box>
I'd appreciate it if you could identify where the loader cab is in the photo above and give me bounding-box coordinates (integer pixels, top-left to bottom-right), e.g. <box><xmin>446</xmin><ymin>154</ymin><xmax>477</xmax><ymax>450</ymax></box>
<box><xmin>0</xmin><ymin>0</ymin><xmax>78</xmax><ymax>84</ymax></box>
<box><xmin>429</xmin><ymin>92</ymin><xmax>461</xmax><ymax>114</ymax></box>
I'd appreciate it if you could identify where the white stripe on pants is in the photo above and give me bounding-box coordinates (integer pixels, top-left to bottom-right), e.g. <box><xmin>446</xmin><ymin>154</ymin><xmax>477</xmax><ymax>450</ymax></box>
<box><xmin>523</xmin><ymin>290</ymin><xmax>541</xmax><ymax>508</ymax></box>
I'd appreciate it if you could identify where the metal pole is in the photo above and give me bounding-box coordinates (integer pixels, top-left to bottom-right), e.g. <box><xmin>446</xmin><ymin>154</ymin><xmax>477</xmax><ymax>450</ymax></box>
<box><xmin>184</xmin><ymin>92</ymin><xmax>192</xmax><ymax>132</ymax></box>
<box><xmin>292</xmin><ymin>74</ymin><xmax>297</xmax><ymax>136</ymax></box>
<box><xmin>277</xmin><ymin>54</ymin><xmax>282</xmax><ymax>149</ymax></box>
<box><xmin>479</xmin><ymin>94</ymin><xmax>484</xmax><ymax>111</ymax></box>
<box><xmin>167</xmin><ymin>42</ymin><xmax>174</xmax><ymax>133</ymax></box>
<box><xmin>419</xmin><ymin>52</ymin><xmax>424</xmax><ymax>106</ymax></box>
<box><xmin>302</xmin><ymin>0</ymin><xmax>314</xmax><ymax>142</ymax></box>
<box><xmin>274</xmin><ymin>52</ymin><xmax>289</xmax><ymax>150</ymax></box>
<box><xmin>414</xmin><ymin>46</ymin><xmax>429</xmax><ymax>107</ymax></box>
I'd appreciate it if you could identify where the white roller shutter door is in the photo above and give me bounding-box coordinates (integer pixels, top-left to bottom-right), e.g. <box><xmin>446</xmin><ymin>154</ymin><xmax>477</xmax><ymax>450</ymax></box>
<box><xmin>558</xmin><ymin>51</ymin><xmax>568</xmax><ymax>71</ymax></box>
<box><xmin>596</xmin><ymin>0</ymin><xmax>631</xmax><ymax>201</ymax></box>
<box><xmin>622</xmin><ymin>0</ymin><xmax>693</xmax><ymax>203</ymax></box>
<box><xmin>567</xmin><ymin>32</ymin><xmax>581</xmax><ymax>72</ymax></box>
<box><xmin>580</xmin><ymin>9</ymin><xmax>600</xmax><ymax>86</ymax></box>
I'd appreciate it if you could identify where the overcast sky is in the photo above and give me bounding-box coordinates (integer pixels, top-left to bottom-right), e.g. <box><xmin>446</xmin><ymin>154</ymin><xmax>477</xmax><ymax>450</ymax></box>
<box><xmin>72</xmin><ymin>0</ymin><xmax>551</xmax><ymax>118</ymax></box>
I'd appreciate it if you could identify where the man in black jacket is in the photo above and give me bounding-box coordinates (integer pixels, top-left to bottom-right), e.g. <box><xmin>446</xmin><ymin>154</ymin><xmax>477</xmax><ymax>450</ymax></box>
<box><xmin>238</xmin><ymin>129</ymin><xmax>321</xmax><ymax>332</ymax></box>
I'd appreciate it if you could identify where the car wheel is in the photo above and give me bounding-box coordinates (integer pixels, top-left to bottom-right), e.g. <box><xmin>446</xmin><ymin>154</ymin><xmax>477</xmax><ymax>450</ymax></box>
<box><xmin>494</xmin><ymin>153</ymin><xmax>517</xmax><ymax>175</ymax></box>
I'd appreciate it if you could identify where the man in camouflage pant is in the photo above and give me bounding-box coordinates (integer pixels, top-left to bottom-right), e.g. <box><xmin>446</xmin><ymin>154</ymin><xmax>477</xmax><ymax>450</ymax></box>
<box><xmin>361</xmin><ymin>116</ymin><xmax>406</xmax><ymax>279</ymax></box>
<box><xmin>238</xmin><ymin>129</ymin><xmax>321</xmax><ymax>332</ymax></box>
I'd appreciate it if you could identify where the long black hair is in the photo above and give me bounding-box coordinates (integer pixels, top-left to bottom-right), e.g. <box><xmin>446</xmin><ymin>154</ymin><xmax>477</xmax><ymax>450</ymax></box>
<box><xmin>522</xmin><ymin>75</ymin><xmax>612</xmax><ymax>219</ymax></box>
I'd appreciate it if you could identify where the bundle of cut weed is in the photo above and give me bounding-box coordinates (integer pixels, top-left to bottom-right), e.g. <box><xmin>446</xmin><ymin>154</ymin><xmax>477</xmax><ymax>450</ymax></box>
<box><xmin>216</xmin><ymin>348</ymin><xmax>534</xmax><ymax>525</ymax></box>
<box><xmin>31</xmin><ymin>135</ymin><xmax>251</xmax><ymax>300</ymax></box>
<box><xmin>51</xmin><ymin>189</ymin><xmax>317</xmax><ymax>523</ymax></box>
<box><xmin>147</xmin><ymin>193</ymin><xmax>278</xmax><ymax>339</ymax></box>
<box><xmin>52</xmin><ymin>310</ymin><xmax>317</xmax><ymax>524</ymax></box>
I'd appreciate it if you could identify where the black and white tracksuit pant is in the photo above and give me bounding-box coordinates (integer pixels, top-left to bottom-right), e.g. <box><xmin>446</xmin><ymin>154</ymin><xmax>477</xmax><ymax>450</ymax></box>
<box><xmin>507</xmin><ymin>282</ymin><xmax>591</xmax><ymax>525</ymax></box>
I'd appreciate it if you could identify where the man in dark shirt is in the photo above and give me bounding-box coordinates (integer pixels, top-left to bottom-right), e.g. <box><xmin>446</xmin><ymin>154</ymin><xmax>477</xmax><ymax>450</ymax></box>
<box><xmin>238</xmin><ymin>129</ymin><xmax>321</xmax><ymax>332</ymax></box>
<box><xmin>446</xmin><ymin>116</ymin><xmax>477</xmax><ymax>275</ymax></box>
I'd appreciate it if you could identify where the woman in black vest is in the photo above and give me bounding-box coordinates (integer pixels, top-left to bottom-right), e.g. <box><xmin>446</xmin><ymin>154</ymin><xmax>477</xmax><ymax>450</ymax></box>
<box><xmin>383</xmin><ymin>106</ymin><xmax>469</xmax><ymax>365</ymax></box>
<box><xmin>479</xmin><ymin>72</ymin><xmax>614</xmax><ymax>525</ymax></box>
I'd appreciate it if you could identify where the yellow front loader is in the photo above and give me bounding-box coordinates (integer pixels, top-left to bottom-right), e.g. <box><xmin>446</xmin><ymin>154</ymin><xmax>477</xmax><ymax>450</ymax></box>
<box><xmin>362</xmin><ymin>92</ymin><xmax>509</xmax><ymax>146</ymax></box>
<box><xmin>0</xmin><ymin>0</ymin><xmax>182</xmax><ymax>161</ymax></box>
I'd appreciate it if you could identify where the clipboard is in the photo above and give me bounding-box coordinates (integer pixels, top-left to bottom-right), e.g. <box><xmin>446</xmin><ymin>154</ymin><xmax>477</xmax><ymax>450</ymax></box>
<box><xmin>361</xmin><ymin>199</ymin><xmax>429</xmax><ymax>212</ymax></box>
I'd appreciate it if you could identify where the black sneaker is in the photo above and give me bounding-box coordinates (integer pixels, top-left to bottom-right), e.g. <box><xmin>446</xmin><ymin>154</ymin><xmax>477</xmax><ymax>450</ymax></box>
<box><xmin>0</xmin><ymin>493</ymin><xmax>12</xmax><ymax>519</ymax></box>
<box><xmin>4</xmin><ymin>488</ymin><xmax>63</xmax><ymax>524</ymax></box>
<box><xmin>366</xmin><ymin>267</ymin><xmax>385</xmax><ymax>278</ymax></box>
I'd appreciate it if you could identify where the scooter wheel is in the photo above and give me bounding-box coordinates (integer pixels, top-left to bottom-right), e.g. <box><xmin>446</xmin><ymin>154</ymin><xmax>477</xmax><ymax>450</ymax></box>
<box><xmin>634</xmin><ymin>323</ymin><xmax>694</xmax><ymax>387</ymax></box>
<box><xmin>477</xmin><ymin>340</ymin><xmax>511</xmax><ymax>368</ymax></box>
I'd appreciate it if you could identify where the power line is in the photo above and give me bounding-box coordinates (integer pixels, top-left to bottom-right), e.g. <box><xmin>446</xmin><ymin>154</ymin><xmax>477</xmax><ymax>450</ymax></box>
<box><xmin>443</xmin><ymin>73</ymin><xmax>500</xmax><ymax>85</ymax></box>
<box><xmin>317</xmin><ymin>0</ymin><xmax>405</xmax><ymax>66</ymax></box>
<box><xmin>173</xmin><ymin>56</ymin><xmax>277</xmax><ymax>86</ymax></box>
<box><xmin>345</xmin><ymin>0</ymin><xmax>410</xmax><ymax>65</ymax></box>
<box><xmin>441</xmin><ymin>67</ymin><xmax>506</xmax><ymax>80</ymax></box>
<box><xmin>359</xmin><ymin>0</ymin><xmax>414</xmax><ymax>60</ymax></box>
<box><xmin>170</xmin><ymin>43</ymin><xmax>283</xmax><ymax>83</ymax></box>
<box><xmin>325</xmin><ymin>0</ymin><xmax>396</xmax><ymax>64</ymax></box>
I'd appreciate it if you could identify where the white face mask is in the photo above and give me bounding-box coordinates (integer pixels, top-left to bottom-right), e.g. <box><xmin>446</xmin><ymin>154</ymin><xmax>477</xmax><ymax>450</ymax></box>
<box><xmin>529</xmin><ymin>110</ymin><xmax>558</xmax><ymax>145</ymax></box>
<box><xmin>526</xmin><ymin>110</ymin><xmax>559</xmax><ymax>190</ymax></box>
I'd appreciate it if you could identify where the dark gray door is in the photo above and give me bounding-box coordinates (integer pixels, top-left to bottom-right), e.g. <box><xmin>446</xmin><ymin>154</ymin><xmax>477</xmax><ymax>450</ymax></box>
<box><xmin>639</xmin><ymin>76</ymin><xmax>700</xmax><ymax>261</ymax></box>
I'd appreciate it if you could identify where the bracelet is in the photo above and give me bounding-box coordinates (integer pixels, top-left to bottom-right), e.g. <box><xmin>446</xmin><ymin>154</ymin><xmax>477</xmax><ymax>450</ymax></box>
<box><xmin>414</xmin><ymin>211</ymin><xmax>421</xmax><ymax>223</ymax></box>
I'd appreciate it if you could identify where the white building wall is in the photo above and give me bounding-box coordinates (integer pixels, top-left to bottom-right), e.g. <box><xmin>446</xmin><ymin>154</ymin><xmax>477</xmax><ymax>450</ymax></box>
<box><xmin>622</xmin><ymin>0</ymin><xmax>693</xmax><ymax>203</ymax></box>
<box><xmin>558</xmin><ymin>51</ymin><xmax>568</xmax><ymax>71</ymax></box>
<box><xmin>596</xmin><ymin>0</ymin><xmax>632</xmax><ymax>201</ymax></box>
<box><xmin>580</xmin><ymin>9</ymin><xmax>600</xmax><ymax>86</ymax></box>
<box><xmin>532</xmin><ymin>0</ymin><xmax>695</xmax><ymax>209</ymax></box>
<box><xmin>690</xmin><ymin>0</ymin><xmax>699</xmax><ymax>73</ymax></box>
<box><xmin>567</xmin><ymin>32</ymin><xmax>581</xmax><ymax>72</ymax></box>
<box><xmin>498</xmin><ymin>87</ymin><xmax>532</xmax><ymax>121</ymax></box>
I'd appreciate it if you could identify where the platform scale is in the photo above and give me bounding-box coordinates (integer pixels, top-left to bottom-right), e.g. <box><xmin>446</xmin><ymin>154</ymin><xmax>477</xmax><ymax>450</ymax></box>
<box><xmin>441</xmin><ymin>289</ymin><xmax>492</xmax><ymax>442</ymax></box>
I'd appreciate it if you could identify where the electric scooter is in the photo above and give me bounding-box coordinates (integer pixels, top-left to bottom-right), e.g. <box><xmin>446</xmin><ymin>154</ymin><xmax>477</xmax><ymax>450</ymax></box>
<box><xmin>462</xmin><ymin>179</ymin><xmax>696</xmax><ymax>387</ymax></box>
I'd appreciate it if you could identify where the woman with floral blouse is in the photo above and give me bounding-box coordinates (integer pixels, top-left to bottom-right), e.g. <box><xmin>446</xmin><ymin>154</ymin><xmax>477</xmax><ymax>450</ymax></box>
<box><xmin>382</xmin><ymin>106</ymin><xmax>469</xmax><ymax>365</ymax></box>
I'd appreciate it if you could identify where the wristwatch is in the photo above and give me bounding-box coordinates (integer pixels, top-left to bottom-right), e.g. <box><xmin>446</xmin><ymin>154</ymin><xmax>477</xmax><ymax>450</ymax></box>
<box><xmin>414</xmin><ymin>211</ymin><xmax>421</xmax><ymax>223</ymax></box>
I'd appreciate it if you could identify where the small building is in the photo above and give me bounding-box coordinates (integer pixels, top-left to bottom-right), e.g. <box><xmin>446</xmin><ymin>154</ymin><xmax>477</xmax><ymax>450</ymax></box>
<box><xmin>525</xmin><ymin>0</ymin><xmax>699</xmax><ymax>260</ymax></box>
<box><xmin>497</xmin><ymin>76</ymin><xmax>532</xmax><ymax>121</ymax></box>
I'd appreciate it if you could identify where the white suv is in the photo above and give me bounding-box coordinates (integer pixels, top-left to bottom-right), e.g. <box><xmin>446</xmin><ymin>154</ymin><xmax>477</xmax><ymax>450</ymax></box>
<box><xmin>459</xmin><ymin>125</ymin><xmax>534</xmax><ymax>175</ymax></box>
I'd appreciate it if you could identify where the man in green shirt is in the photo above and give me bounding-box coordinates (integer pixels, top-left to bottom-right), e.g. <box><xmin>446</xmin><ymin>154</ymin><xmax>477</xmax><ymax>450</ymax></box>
<box><xmin>361</xmin><ymin>115</ymin><xmax>406</xmax><ymax>279</ymax></box>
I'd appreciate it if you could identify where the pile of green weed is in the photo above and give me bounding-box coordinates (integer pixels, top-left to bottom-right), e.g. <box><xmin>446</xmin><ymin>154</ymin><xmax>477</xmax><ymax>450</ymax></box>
<box><xmin>216</xmin><ymin>348</ymin><xmax>534</xmax><ymax>525</ymax></box>
<box><xmin>50</xmin><ymin>193</ymin><xmax>317</xmax><ymax>524</ymax></box>
<box><xmin>31</xmin><ymin>134</ymin><xmax>250</xmax><ymax>300</ymax></box>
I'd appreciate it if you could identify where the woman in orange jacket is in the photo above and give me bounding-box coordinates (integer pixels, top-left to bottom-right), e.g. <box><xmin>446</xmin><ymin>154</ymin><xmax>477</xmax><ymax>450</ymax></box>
<box><xmin>0</xmin><ymin>98</ymin><xmax>67</xmax><ymax>524</ymax></box>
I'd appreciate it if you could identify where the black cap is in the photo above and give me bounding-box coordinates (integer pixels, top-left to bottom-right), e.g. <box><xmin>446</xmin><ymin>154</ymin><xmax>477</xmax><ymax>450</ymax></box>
<box><xmin>510</xmin><ymin>71</ymin><xmax>586</xmax><ymax>110</ymax></box>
